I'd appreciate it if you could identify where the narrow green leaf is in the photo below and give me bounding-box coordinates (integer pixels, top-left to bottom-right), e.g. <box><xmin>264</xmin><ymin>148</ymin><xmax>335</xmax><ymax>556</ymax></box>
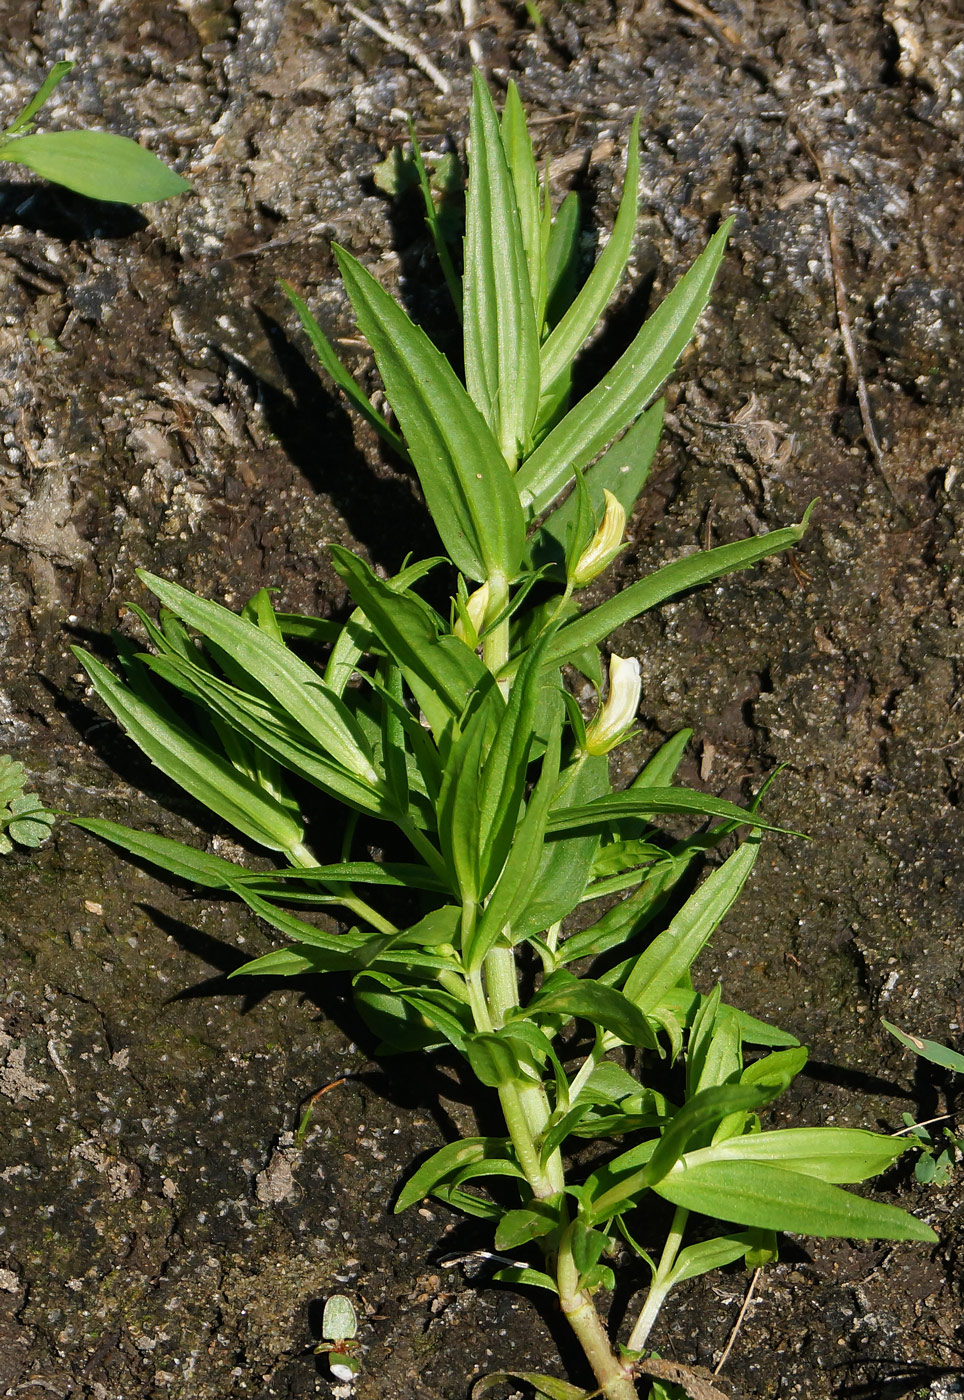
<box><xmin>476</xmin><ymin>634</ymin><xmax>554</xmax><ymax>892</ymax></box>
<box><xmin>465</xmin><ymin>1032</ymin><xmax>523</xmax><ymax>1088</ymax></box>
<box><xmin>495</xmin><ymin>1200</ymin><xmax>563</xmax><ymax>1250</ymax></box>
<box><xmin>739</xmin><ymin>1046</ymin><xmax>809</xmax><ymax>1096</ymax></box>
<box><xmin>526</xmin><ymin>402</ymin><xmax>664</xmax><ymax>577</ymax></box>
<box><xmin>537</xmin><ymin>114</ymin><xmax>641</xmax><ymax>405</ymax></box>
<box><xmin>464</xmin><ymin>72</ymin><xmax>540</xmax><ymax>462</ymax></box>
<box><xmin>334</xmin><ymin>245</ymin><xmax>526</xmax><ymax>581</ymax></box>
<box><xmin>546</xmin><ymin>507</ymin><xmax>814</xmax><ymax>668</ymax></box>
<box><xmin>622</xmin><ymin>838</ymin><xmax>761</xmax><ymax>1013</ymax></box>
<box><xmin>324</xmin><ymin>555</ymin><xmax>444</xmax><ymax>698</ymax></box>
<box><xmin>141</xmin><ymin>649</ymin><xmax>393</xmax><ymax>818</ymax></box>
<box><xmin>281</xmin><ymin>280</ymin><xmax>409</xmax><ymax>458</ymax></box>
<box><xmin>643</xmin><ymin>1084</ymin><xmax>775</xmax><ymax>1187</ymax></box>
<box><xmin>4</xmin><ymin>61</ymin><xmax>74</xmax><ymax>136</ymax></box>
<box><xmin>543</xmin><ymin>191</ymin><xmax>582</xmax><ymax>334</ymax></box>
<box><xmin>669</xmin><ymin>1232</ymin><xmax>760</xmax><ymax>1285</ymax></box>
<box><xmin>513</xmin><ymin>752</ymin><xmax>609</xmax><ymax>941</ymax></box>
<box><xmin>686</xmin><ymin>1126</ymin><xmax>909</xmax><ymax>1185</ymax></box>
<box><xmin>517</xmin><ymin>219</ymin><xmax>731</xmax><ymax>516</ymax></box>
<box><xmin>882</xmin><ymin>1020</ymin><xmax>964</xmax><ymax>1075</ymax></box>
<box><xmin>396</xmin><ymin>1137</ymin><xmax>515</xmax><ymax>1212</ymax></box>
<box><xmin>652</xmin><ymin>1159</ymin><xmax>936</xmax><ymax>1242</ymax></box>
<box><xmin>634</xmin><ymin>726</ymin><xmax>693</xmax><ymax>789</ymax></box>
<box><xmin>3</xmin><ymin>130</ymin><xmax>190</xmax><ymax>203</ymax></box>
<box><xmin>437</xmin><ymin>676</ymin><xmax>502</xmax><ymax>904</ymax></box>
<box><xmin>660</xmin><ymin>987</ymin><xmax>800</xmax><ymax>1048</ymax></box>
<box><xmin>74</xmin><ymin>648</ymin><xmax>305</xmax><ymax>854</ymax></box>
<box><xmin>558</xmin><ymin>856</ymin><xmax>685</xmax><ymax>964</ymax></box>
<box><xmin>500</xmin><ymin>80</ymin><xmax>545</xmax><ymax>327</ymax></box>
<box><xmin>525</xmin><ymin>969</ymin><xmax>658</xmax><ymax>1049</ymax></box>
<box><xmin>138</xmin><ymin>571</ymin><xmax>381</xmax><ymax>786</ymax></box>
<box><xmin>547</xmin><ymin>788</ymin><xmax>795</xmax><ymax>837</ymax></box>
<box><xmin>72</xmin><ymin>818</ymin><xmax>267</xmax><ymax>889</ymax></box>
<box><xmin>468</xmin><ymin>701</ymin><xmax>564</xmax><ymax>967</ymax></box>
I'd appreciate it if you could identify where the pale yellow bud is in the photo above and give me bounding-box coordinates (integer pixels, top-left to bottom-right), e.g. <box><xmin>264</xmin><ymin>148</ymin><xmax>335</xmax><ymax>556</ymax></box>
<box><xmin>584</xmin><ymin>653</ymin><xmax>641</xmax><ymax>755</ymax></box>
<box><xmin>571</xmin><ymin>490</ymin><xmax>627</xmax><ymax>586</ymax></box>
<box><xmin>453</xmin><ymin>581</ymin><xmax>490</xmax><ymax>647</ymax></box>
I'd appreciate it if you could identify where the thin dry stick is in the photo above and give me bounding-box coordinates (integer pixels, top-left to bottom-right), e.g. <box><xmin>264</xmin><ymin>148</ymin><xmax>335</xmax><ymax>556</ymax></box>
<box><xmin>338</xmin><ymin>0</ymin><xmax>451</xmax><ymax>94</ymax></box>
<box><xmin>714</xmin><ymin>1266</ymin><xmax>761</xmax><ymax>1375</ymax></box>
<box><xmin>668</xmin><ymin>0</ymin><xmax>904</xmax><ymax>511</ymax></box>
<box><xmin>459</xmin><ymin>0</ymin><xmax>485</xmax><ymax>69</ymax></box>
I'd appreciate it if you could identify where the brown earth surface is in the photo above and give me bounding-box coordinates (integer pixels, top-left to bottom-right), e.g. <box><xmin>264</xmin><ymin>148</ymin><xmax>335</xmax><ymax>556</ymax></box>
<box><xmin>1</xmin><ymin>2</ymin><xmax>964</xmax><ymax>1398</ymax></box>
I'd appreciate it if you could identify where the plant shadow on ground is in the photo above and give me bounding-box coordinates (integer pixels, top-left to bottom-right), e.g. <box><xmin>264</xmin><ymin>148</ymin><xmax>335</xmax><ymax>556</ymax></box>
<box><xmin>0</xmin><ymin>177</ymin><xmax>146</xmax><ymax>238</ymax></box>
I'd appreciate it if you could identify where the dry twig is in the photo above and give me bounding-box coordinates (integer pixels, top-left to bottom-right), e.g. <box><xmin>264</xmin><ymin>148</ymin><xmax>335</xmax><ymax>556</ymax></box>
<box><xmin>338</xmin><ymin>0</ymin><xmax>451</xmax><ymax>94</ymax></box>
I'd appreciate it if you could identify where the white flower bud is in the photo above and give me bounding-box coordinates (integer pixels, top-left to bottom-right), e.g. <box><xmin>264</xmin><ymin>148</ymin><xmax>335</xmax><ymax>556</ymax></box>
<box><xmin>453</xmin><ymin>581</ymin><xmax>490</xmax><ymax>647</ymax></box>
<box><xmin>571</xmin><ymin>490</ymin><xmax>627</xmax><ymax>586</ymax></box>
<box><xmin>584</xmin><ymin>653</ymin><xmax>641</xmax><ymax>755</ymax></box>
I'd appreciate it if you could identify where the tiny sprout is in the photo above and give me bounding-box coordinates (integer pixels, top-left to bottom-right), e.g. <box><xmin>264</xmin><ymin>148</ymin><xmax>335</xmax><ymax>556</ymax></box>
<box><xmin>571</xmin><ymin>489</ymin><xmax>628</xmax><ymax>586</ymax></box>
<box><xmin>584</xmin><ymin>653</ymin><xmax>642</xmax><ymax>755</ymax></box>
<box><xmin>320</xmin><ymin>1295</ymin><xmax>360</xmax><ymax>1382</ymax></box>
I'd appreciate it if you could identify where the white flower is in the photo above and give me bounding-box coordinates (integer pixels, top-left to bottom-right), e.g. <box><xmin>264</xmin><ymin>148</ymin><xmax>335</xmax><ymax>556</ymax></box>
<box><xmin>571</xmin><ymin>490</ymin><xmax>627</xmax><ymax>586</ymax></box>
<box><xmin>584</xmin><ymin>653</ymin><xmax>641</xmax><ymax>755</ymax></box>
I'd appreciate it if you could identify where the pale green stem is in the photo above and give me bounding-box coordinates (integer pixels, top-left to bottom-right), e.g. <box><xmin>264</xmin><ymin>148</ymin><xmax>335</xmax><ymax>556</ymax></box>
<box><xmin>471</xmin><ymin>568</ymin><xmax>634</xmax><ymax>1395</ymax></box>
<box><xmin>481</xmin><ymin>569</ymin><xmax>511</xmax><ymax>695</ymax></box>
<box><xmin>556</xmin><ymin>1226</ymin><xmax>640</xmax><ymax>1400</ymax></box>
<box><xmin>482</xmin><ymin>943</ymin><xmax>564</xmax><ymax>1197</ymax></box>
<box><xmin>565</xmin><ymin>1035</ymin><xmax>605</xmax><ymax>1105</ymax></box>
<box><xmin>287</xmin><ymin>839</ymin><xmax>397</xmax><ymax>934</ymax></box>
<box><xmin>626</xmin><ymin>1205</ymin><xmax>689</xmax><ymax>1353</ymax></box>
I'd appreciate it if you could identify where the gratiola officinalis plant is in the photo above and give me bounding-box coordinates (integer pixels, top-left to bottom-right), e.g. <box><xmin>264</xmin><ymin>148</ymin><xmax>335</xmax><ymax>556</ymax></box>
<box><xmin>71</xmin><ymin>74</ymin><xmax>935</xmax><ymax>1400</ymax></box>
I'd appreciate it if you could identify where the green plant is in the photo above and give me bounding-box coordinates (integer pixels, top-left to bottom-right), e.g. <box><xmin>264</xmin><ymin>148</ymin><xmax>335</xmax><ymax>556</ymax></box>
<box><xmin>318</xmin><ymin>1294</ymin><xmax>361</xmax><ymax>1381</ymax></box>
<box><xmin>885</xmin><ymin>1021</ymin><xmax>964</xmax><ymax>1187</ymax></box>
<box><xmin>0</xmin><ymin>756</ymin><xmax>55</xmax><ymax>854</ymax></box>
<box><xmin>65</xmin><ymin>76</ymin><xmax>935</xmax><ymax>1399</ymax></box>
<box><xmin>0</xmin><ymin>61</ymin><xmax>190</xmax><ymax>204</ymax></box>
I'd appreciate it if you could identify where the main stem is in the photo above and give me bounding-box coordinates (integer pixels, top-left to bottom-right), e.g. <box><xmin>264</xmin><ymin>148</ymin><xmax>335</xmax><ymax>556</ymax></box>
<box><xmin>473</xmin><ymin>570</ymin><xmax>638</xmax><ymax>1400</ymax></box>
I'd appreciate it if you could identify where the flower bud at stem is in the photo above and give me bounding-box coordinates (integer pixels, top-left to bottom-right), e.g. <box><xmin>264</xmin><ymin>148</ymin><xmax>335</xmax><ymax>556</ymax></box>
<box><xmin>453</xmin><ymin>580</ymin><xmax>490</xmax><ymax>647</ymax></box>
<box><xmin>584</xmin><ymin>653</ymin><xmax>641</xmax><ymax>755</ymax></box>
<box><xmin>571</xmin><ymin>490</ymin><xmax>627</xmax><ymax>587</ymax></box>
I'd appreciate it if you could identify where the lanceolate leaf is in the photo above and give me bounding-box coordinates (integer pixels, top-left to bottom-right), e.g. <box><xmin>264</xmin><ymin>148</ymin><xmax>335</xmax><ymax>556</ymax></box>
<box><xmin>547</xmin><ymin>788</ymin><xmax>794</xmax><ymax>837</ymax></box>
<box><xmin>330</xmin><ymin>547</ymin><xmax>485</xmax><ymax>742</ymax></box>
<box><xmin>281</xmin><ymin>280</ymin><xmax>409</xmax><ymax>458</ymax></box>
<box><xmin>545</xmin><ymin>507</ymin><xmax>814</xmax><ymax>668</ymax></box>
<box><xmin>621</xmin><ymin>838</ymin><xmax>760</xmax><ymax>1013</ymax></box>
<box><xmin>463</xmin><ymin>73</ymin><xmax>540</xmax><ymax>461</ymax></box>
<box><xmin>525</xmin><ymin>969</ymin><xmax>658</xmax><ymax>1049</ymax></box>
<box><xmin>517</xmin><ymin>220</ymin><xmax>732</xmax><ymax>516</ymax></box>
<box><xmin>138</xmin><ymin>572</ymin><xmax>381</xmax><ymax>785</ymax></box>
<box><xmin>683</xmin><ymin>1126</ymin><xmax>908</xmax><ymax>1185</ymax></box>
<box><xmin>396</xmin><ymin>1137</ymin><xmax>519</xmax><ymax>1212</ymax></box>
<box><xmin>74</xmin><ymin>648</ymin><xmax>305</xmax><ymax>854</ymax></box>
<box><xmin>652</xmin><ymin>1158</ymin><xmax>936</xmax><ymax>1241</ymax></box>
<box><xmin>2</xmin><ymin>130</ymin><xmax>191</xmax><ymax>203</ymax></box>
<box><xmin>468</xmin><ymin>701</ymin><xmax>563</xmax><ymax>968</ymax></box>
<box><xmin>334</xmin><ymin>245</ymin><xmax>526</xmax><ymax>581</ymax></box>
<box><xmin>882</xmin><ymin>1020</ymin><xmax>964</xmax><ymax>1075</ymax></box>
<box><xmin>537</xmin><ymin>114</ymin><xmax>641</xmax><ymax>408</ymax></box>
<box><xmin>499</xmin><ymin>80</ymin><xmax>545</xmax><ymax>324</ymax></box>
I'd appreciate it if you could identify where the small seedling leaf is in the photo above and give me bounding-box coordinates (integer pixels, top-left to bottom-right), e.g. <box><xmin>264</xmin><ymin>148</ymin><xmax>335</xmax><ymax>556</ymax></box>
<box><xmin>322</xmin><ymin>1295</ymin><xmax>358</xmax><ymax>1342</ymax></box>
<box><xmin>2</xmin><ymin>130</ymin><xmax>190</xmax><ymax>203</ymax></box>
